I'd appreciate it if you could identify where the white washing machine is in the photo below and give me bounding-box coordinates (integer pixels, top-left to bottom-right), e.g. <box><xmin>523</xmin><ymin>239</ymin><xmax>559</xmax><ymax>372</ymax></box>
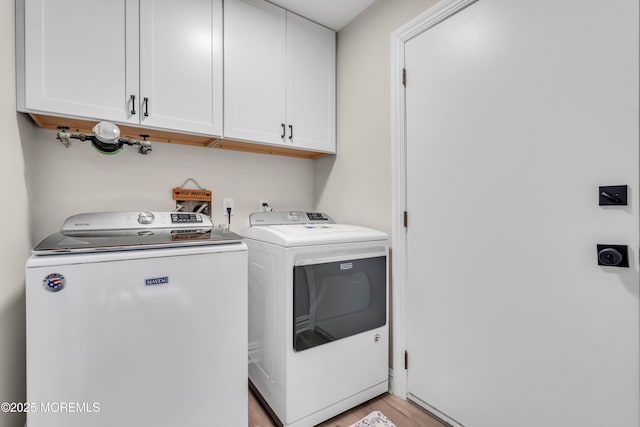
<box><xmin>242</xmin><ymin>211</ymin><xmax>389</xmax><ymax>427</ymax></box>
<box><xmin>25</xmin><ymin>212</ymin><xmax>247</xmax><ymax>427</ymax></box>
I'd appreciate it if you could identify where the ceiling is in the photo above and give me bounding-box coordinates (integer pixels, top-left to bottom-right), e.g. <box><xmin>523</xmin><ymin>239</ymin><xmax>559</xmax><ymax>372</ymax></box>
<box><xmin>268</xmin><ymin>0</ymin><xmax>376</xmax><ymax>31</ymax></box>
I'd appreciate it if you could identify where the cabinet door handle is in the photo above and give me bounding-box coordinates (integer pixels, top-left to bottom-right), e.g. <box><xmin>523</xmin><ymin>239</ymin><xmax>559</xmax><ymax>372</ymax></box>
<box><xmin>130</xmin><ymin>94</ymin><xmax>136</xmax><ymax>115</ymax></box>
<box><xmin>143</xmin><ymin>97</ymin><xmax>149</xmax><ymax>117</ymax></box>
<box><xmin>288</xmin><ymin>124</ymin><xmax>293</xmax><ymax>141</ymax></box>
<box><xmin>281</xmin><ymin>123</ymin><xmax>286</xmax><ymax>139</ymax></box>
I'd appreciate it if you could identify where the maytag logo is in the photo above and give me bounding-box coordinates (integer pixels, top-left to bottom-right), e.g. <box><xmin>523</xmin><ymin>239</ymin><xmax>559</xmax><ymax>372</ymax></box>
<box><xmin>145</xmin><ymin>276</ymin><xmax>169</xmax><ymax>286</ymax></box>
<box><xmin>340</xmin><ymin>262</ymin><xmax>353</xmax><ymax>270</ymax></box>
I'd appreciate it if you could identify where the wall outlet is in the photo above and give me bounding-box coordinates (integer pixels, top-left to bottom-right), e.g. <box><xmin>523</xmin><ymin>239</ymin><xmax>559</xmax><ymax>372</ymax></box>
<box><xmin>259</xmin><ymin>199</ymin><xmax>270</xmax><ymax>212</ymax></box>
<box><xmin>223</xmin><ymin>198</ymin><xmax>234</xmax><ymax>216</ymax></box>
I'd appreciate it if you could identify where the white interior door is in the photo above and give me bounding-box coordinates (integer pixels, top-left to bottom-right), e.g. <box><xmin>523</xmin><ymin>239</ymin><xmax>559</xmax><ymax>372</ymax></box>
<box><xmin>404</xmin><ymin>1</ymin><xmax>639</xmax><ymax>426</ymax></box>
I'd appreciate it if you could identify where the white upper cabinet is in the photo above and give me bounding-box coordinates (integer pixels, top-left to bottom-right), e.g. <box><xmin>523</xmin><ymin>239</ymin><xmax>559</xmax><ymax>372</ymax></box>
<box><xmin>286</xmin><ymin>12</ymin><xmax>336</xmax><ymax>153</ymax></box>
<box><xmin>18</xmin><ymin>0</ymin><xmax>223</xmax><ymax>136</ymax></box>
<box><xmin>224</xmin><ymin>0</ymin><xmax>336</xmax><ymax>153</ymax></box>
<box><xmin>224</xmin><ymin>0</ymin><xmax>287</xmax><ymax>145</ymax></box>
<box><xmin>18</xmin><ymin>0</ymin><xmax>139</xmax><ymax>124</ymax></box>
<box><xmin>139</xmin><ymin>0</ymin><xmax>223</xmax><ymax>135</ymax></box>
<box><xmin>18</xmin><ymin>0</ymin><xmax>334</xmax><ymax>155</ymax></box>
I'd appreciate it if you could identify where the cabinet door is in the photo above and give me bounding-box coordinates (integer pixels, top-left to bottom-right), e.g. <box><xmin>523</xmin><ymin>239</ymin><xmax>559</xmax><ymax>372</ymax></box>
<box><xmin>286</xmin><ymin>12</ymin><xmax>336</xmax><ymax>153</ymax></box>
<box><xmin>224</xmin><ymin>0</ymin><xmax>287</xmax><ymax>145</ymax></box>
<box><xmin>22</xmin><ymin>0</ymin><xmax>139</xmax><ymax>123</ymax></box>
<box><xmin>139</xmin><ymin>0</ymin><xmax>223</xmax><ymax>135</ymax></box>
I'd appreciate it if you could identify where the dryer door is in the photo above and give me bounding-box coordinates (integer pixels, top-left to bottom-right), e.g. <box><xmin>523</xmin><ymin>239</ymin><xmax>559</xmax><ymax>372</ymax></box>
<box><xmin>293</xmin><ymin>254</ymin><xmax>386</xmax><ymax>351</ymax></box>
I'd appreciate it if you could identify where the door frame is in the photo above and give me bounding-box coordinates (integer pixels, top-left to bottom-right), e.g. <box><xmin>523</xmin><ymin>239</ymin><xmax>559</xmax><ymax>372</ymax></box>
<box><xmin>389</xmin><ymin>0</ymin><xmax>479</xmax><ymax>399</ymax></box>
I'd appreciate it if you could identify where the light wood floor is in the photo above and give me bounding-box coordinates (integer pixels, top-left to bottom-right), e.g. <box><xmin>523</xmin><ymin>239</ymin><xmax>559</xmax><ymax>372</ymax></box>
<box><xmin>249</xmin><ymin>388</ymin><xmax>447</xmax><ymax>427</ymax></box>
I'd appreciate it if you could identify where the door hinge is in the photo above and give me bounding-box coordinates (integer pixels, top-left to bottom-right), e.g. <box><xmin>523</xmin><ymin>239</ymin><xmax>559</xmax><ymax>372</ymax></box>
<box><xmin>402</xmin><ymin>68</ymin><xmax>406</xmax><ymax>87</ymax></box>
<box><xmin>403</xmin><ymin>211</ymin><xmax>408</xmax><ymax>228</ymax></box>
<box><xmin>404</xmin><ymin>350</ymin><xmax>408</xmax><ymax>370</ymax></box>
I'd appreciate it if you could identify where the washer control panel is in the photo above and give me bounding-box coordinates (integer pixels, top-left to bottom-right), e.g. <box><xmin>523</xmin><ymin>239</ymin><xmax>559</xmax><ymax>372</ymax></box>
<box><xmin>171</xmin><ymin>213</ymin><xmax>203</xmax><ymax>224</ymax></box>
<box><xmin>61</xmin><ymin>211</ymin><xmax>211</xmax><ymax>233</ymax></box>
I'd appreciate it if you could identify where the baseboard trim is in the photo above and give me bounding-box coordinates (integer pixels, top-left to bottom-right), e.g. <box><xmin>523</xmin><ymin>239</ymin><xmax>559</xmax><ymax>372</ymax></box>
<box><xmin>249</xmin><ymin>379</ymin><xmax>283</xmax><ymax>427</ymax></box>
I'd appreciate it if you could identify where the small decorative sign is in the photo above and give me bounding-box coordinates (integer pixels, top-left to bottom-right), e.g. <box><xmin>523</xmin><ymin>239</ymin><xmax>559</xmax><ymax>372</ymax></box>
<box><xmin>172</xmin><ymin>188</ymin><xmax>212</xmax><ymax>202</ymax></box>
<box><xmin>173</xmin><ymin>178</ymin><xmax>212</xmax><ymax>217</ymax></box>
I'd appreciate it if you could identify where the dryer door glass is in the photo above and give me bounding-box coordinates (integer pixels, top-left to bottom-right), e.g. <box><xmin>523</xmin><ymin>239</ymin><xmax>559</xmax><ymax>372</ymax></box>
<box><xmin>293</xmin><ymin>256</ymin><xmax>386</xmax><ymax>351</ymax></box>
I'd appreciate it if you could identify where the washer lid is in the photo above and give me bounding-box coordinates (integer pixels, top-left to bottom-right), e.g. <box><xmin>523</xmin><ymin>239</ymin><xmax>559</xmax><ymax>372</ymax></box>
<box><xmin>33</xmin><ymin>228</ymin><xmax>243</xmax><ymax>255</ymax></box>
<box><xmin>241</xmin><ymin>223</ymin><xmax>388</xmax><ymax>247</ymax></box>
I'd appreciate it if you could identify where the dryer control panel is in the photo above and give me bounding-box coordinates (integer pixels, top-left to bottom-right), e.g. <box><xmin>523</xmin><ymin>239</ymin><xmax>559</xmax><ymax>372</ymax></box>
<box><xmin>250</xmin><ymin>211</ymin><xmax>334</xmax><ymax>226</ymax></box>
<box><xmin>306</xmin><ymin>212</ymin><xmax>330</xmax><ymax>221</ymax></box>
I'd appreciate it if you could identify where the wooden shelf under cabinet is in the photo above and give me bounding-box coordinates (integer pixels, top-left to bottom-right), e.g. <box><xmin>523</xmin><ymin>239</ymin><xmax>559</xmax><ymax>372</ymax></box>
<box><xmin>28</xmin><ymin>113</ymin><xmax>332</xmax><ymax>160</ymax></box>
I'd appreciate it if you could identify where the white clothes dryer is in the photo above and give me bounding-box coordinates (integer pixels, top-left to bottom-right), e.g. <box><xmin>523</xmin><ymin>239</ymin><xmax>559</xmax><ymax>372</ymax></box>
<box><xmin>242</xmin><ymin>211</ymin><xmax>389</xmax><ymax>427</ymax></box>
<box><xmin>25</xmin><ymin>212</ymin><xmax>248</xmax><ymax>427</ymax></box>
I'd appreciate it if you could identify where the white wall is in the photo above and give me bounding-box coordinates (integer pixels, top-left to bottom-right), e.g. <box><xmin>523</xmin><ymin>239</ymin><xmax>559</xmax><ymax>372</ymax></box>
<box><xmin>314</xmin><ymin>0</ymin><xmax>437</xmax><ymax>234</ymax></box>
<box><xmin>22</xmin><ymin>124</ymin><xmax>315</xmax><ymax>243</ymax></box>
<box><xmin>0</xmin><ymin>0</ymin><xmax>31</xmax><ymax>426</ymax></box>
